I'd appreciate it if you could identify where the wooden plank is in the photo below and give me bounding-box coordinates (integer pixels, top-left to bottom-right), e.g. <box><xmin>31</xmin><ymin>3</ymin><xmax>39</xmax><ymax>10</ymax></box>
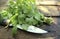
<box><xmin>37</xmin><ymin>6</ymin><xmax>60</xmax><ymax>16</ymax></box>
<box><xmin>58</xmin><ymin>6</ymin><xmax>60</xmax><ymax>15</ymax></box>
<box><xmin>39</xmin><ymin>1</ymin><xmax>57</xmax><ymax>5</ymax></box>
<box><xmin>57</xmin><ymin>2</ymin><xmax>60</xmax><ymax>5</ymax></box>
<box><xmin>0</xmin><ymin>0</ymin><xmax>8</xmax><ymax>7</ymax></box>
<box><xmin>36</xmin><ymin>0</ymin><xmax>60</xmax><ymax>6</ymax></box>
<box><xmin>36</xmin><ymin>0</ymin><xmax>57</xmax><ymax>5</ymax></box>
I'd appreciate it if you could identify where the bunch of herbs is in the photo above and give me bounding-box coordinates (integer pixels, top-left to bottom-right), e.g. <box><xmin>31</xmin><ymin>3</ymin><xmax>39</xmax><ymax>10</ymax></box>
<box><xmin>0</xmin><ymin>0</ymin><xmax>53</xmax><ymax>35</ymax></box>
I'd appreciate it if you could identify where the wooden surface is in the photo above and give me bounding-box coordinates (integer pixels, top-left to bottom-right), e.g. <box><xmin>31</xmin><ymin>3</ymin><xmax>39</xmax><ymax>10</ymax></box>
<box><xmin>36</xmin><ymin>0</ymin><xmax>60</xmax><ymax>16</ymax></box>
<box><xmin>0</xmin><ymin>0</ymin><xmax>60</xmax><ymax>39</ymax></box>
<box><xmin>36</xmin><ymin>0</ymin><xmax>60</xmax><ymax>5</ymax></box>
<box><xmin>37</xmin><ymin>6</ymin><xmax>60</xmax><ymax>16</ymax></box>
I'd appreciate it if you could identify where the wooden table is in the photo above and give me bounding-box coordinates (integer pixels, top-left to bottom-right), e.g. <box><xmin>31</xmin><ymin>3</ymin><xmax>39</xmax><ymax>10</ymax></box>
<box><xmin>0</xmin><ymin>0</ymin><xmax>60</xmax><ymax>39</ymax></box>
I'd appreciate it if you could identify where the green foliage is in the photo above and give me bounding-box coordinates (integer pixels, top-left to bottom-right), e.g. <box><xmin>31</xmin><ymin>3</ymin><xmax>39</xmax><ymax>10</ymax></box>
<box><xmin>0</xmin><ymin>0</ymin><xmax>53</xmax><ymax>35</ymax></box>
<box><xmin>21</xmin><ymin>24</ymin><xmax>29</xmax><ymax>30</ymax></box>
<box><xmin>44</xmin><ymin>17</ymin><xmax>53</xmax><ymax>24</ymax></box>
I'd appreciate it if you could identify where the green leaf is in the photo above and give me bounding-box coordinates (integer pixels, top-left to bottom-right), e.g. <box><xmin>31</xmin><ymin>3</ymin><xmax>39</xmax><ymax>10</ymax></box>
<box><xmin>21</xmin><ymin>24</ymin><xmax>29</xmax><ymax>30</ymax></box>
<box><xmin>45</xmin><ymin>17</ymin><xmax>53</xmax><ymax>24</ymax></box>
<box><xmin>25</xmin><ymin>17</ymin><xmax>38</xmax><ymax>25</ymax></box>
<box><xmin>34</xmin><ymin>13</ymin><xmax>40</xmax><ymax>21</ymax></box>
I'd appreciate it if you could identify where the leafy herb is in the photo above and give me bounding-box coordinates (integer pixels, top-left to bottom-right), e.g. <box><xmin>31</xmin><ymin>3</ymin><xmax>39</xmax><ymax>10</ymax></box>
<box><xmin>0</xmin><ymin>0</ymin><xmax>53</xmax><ymax>35</ymax></box>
